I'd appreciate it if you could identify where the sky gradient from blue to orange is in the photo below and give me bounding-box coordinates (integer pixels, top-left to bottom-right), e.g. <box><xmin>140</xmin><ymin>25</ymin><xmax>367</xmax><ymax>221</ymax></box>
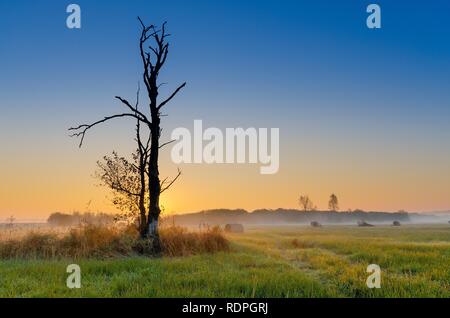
<box><xmin>1</xmin><ymin>0</ymin><xmax>450</xmax><ymax>220</ymax></box>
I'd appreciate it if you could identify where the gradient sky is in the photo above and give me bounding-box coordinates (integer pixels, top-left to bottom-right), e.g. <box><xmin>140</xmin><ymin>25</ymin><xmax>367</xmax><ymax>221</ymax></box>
<box><xmin>1</xmin><ymin>0</ymin><xmax>450</xmax><ymax>220</ymax></box>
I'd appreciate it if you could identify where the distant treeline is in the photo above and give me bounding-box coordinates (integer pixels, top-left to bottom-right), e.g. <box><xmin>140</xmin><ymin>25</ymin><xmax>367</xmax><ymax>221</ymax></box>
<box><xmin>171</xmin><ymin>209</ymin><xmax>413</xmax><ymax>226</ymax></box>
<box><xmin>47</xmin><ymin>212</ymin><xmax>114</xmax><ymax>226</ymax></box>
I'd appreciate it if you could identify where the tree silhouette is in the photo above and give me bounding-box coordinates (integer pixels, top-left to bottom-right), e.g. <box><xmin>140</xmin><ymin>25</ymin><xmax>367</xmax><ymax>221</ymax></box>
<box><xmin>70</xmin><ymin>18</ymin><xmax>185</xmax><ymax>253</ymax></box>
<box><xmin>298</xmin><ymin>195</ymin><xmax>314</xmax><ymax>212</ymax></box>
<box><xmin>328</xmin><ymin>193</ymin><xmax>339</xmax><ymax>212</ymax></box>
<box><xmin>6</xmin><ymin>216</ymin><xmax>15</xmax><ymax>228</ymax></box>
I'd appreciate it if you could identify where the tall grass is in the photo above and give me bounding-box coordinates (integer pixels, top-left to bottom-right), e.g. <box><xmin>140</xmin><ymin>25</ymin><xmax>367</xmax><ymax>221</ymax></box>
<box><xmin>161</xmin><ymin>226</ymin><xmax>229</xmax><ymax>257</ymax></box>
<box><xmin>0</xmin><ymin>225</ymin><xmax>229</xmax><ymax>259</ymax></box>
<box><xmin>1</xmin><ymin>225</ymin><xmax>449</xmax><ymax>297</ymax></box>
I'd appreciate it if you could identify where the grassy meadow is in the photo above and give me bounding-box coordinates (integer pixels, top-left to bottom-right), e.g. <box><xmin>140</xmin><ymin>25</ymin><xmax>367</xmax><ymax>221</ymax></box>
<box><xmin>0</xmin><ymin>224</ymin><xmax>449</xmax><ymax>297</ymax></box>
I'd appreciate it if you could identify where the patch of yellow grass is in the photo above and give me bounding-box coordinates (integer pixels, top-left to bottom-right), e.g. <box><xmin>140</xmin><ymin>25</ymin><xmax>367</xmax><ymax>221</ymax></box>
<box><xmin>0</xmin><ymin>224</ymin><xmax>229</xmax><ymax>259</ymax></box>
<box><xmin>161</xmin><ymin>226</ymin><xmax>229</xmax><ymax>257</ymax></box>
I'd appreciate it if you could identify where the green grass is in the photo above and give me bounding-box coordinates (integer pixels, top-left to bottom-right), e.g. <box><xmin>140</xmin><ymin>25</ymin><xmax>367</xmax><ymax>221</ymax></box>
<box><xmin>1</xmin><ymin>224</ymin><xmax>450</xmax><ymax>297</ymax></box>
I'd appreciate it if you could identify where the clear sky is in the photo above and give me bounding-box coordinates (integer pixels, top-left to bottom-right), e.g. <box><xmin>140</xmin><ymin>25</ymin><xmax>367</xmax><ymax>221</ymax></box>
<box><xmin>1</xmin><ymin>0</ymin><xmax>450</xmax><ymax>220</ymax></box>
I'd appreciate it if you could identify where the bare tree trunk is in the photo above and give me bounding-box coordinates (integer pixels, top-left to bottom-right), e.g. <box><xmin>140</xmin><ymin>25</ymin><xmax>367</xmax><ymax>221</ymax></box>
<box><xmin>136</xmin><ymin>19</ymin><xmax>184</xmax><ymax>254</ymax></box>
<box><xmin>145</xmin><ymin>59</ymin><xmax>162</xmax><ymax>251</ymax></box>
<box><xmin>147</xmin><ymin>120</ymin><xmax>162</xmax><ymax>253</ymax></box>
<box><xmin>138</xmin><ymin>169</ymin><xmax>148</xmax><ymax>238</ymax></box>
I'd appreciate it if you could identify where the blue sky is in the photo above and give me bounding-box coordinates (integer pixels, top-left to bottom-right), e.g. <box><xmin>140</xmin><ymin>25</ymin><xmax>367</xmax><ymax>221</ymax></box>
<box><xmin>1</xmin><ymin>0</ymin><xmax>450</xmax><ymax>217</ymax></box>
<box><xmin>1</xmin><ymin>0</ymin><xmax>450</xmax><ymax>118</ymax></box>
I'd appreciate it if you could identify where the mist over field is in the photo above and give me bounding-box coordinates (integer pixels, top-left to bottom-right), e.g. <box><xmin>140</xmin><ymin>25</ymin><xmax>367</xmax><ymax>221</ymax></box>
<box><xmin>2</xmin><ymin>209</ymin><xmax>450</xmax><ymax>228</ymax></box>
<box><xmin>170</xmin><ymin>209</ymin><xmax>450</xmax><ymax>227</ymax></box>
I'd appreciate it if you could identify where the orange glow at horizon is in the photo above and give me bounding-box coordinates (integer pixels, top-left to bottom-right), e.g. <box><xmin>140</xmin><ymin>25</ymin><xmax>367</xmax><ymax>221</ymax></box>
<box><xmin>1</xmin><ymin>144</ymin><xmax>450</xmax><ymax>220</ymax></box>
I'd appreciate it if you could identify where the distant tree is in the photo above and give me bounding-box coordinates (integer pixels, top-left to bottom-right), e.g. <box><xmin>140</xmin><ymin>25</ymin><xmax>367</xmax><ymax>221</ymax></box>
<box><xmin>298</xmin><ymin>195</ymin><xmax>314</xmax><ymax>212</ymax></box>
<box><xmin>47</xmin><ymin>212</ymin><xmax>72</xmax><ymax>226</ymax></box>
<box><xmin>5</xmin><ymin>216</ymin><xmax>15</xmax><ymax>228</ymax></box>
<box><xmin>328</xmin><ymin>194</ymin><xmax>339</xmax><ymax>211</ymax></box>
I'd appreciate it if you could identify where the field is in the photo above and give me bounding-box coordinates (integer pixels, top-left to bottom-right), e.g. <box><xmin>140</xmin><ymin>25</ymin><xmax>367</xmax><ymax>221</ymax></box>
<box><xmin>0</xmin><ymin>224</ymin><xmax>449</xmax><ymax>297</ymax></box>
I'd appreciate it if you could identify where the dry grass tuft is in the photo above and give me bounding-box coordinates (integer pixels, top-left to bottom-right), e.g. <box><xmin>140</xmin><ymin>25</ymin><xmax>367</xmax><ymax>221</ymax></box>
<box><xmin>0</xmin><ymin>224</ymin><xmax>229</xmax><ymax>259</ymax></box>
<box><xmin>161</xmin><ymin>226</ymin><xmax>229</xmax><ymax>257</ymax></box>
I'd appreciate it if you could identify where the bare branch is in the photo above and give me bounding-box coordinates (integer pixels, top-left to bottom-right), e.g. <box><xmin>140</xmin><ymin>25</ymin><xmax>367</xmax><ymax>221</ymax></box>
<box><xmin>115</xmin><ymin>96</ymin><xmax>150</xmax><ymax>124</ymax></box>
<box><xmin>160</xmin><ymin>43</ymin><xmax>169</xmax><ymax>66</ymax></box>
<box><xmin>149</xmin><ymin>46</ymin><xmax>159</xmax><ymax>56</ymax></box>
<box><xmin>69</xmin><ymin>113</ymin><xmax>141</xmax><ymax>147</ymax></box>
<box><xmin>159</xmin><ymin>139</ymin><xmax>176</xmax><ymax>149</ymax></box>
<box><xmin>158</xmin><ymin>82</ymin><xmax>186</xmax><ymax>109</ymax></box>
<box><xmin>160</xmin><ymin>168</ymin><xmax>182</xmax><ymax>194</ymax></box>
<box><xmin>135</xmin><ymin>81</ymin><xmax>140</xmax><ymax>108</ymax></box>
<box><xmin>137</xmin><ymin>16</ymin><xmax>146</xmax><ymax>29</ymax></box>
<box><xmin>159</xmin><ymin>176</ymin><xmax>169</xmax><ymax>188</ymax></box>
<box><xmin>137</xmin><ymin>17</ymin><xmax>155</xmax><ymax>37</ymax></box>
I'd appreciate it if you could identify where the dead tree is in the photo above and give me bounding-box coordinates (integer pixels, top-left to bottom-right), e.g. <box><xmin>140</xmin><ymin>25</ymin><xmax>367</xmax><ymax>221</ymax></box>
<box><xmin>69</xmin><ymin>18</ymin><xmax>185</xmax><ymax>253</ymax></box>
